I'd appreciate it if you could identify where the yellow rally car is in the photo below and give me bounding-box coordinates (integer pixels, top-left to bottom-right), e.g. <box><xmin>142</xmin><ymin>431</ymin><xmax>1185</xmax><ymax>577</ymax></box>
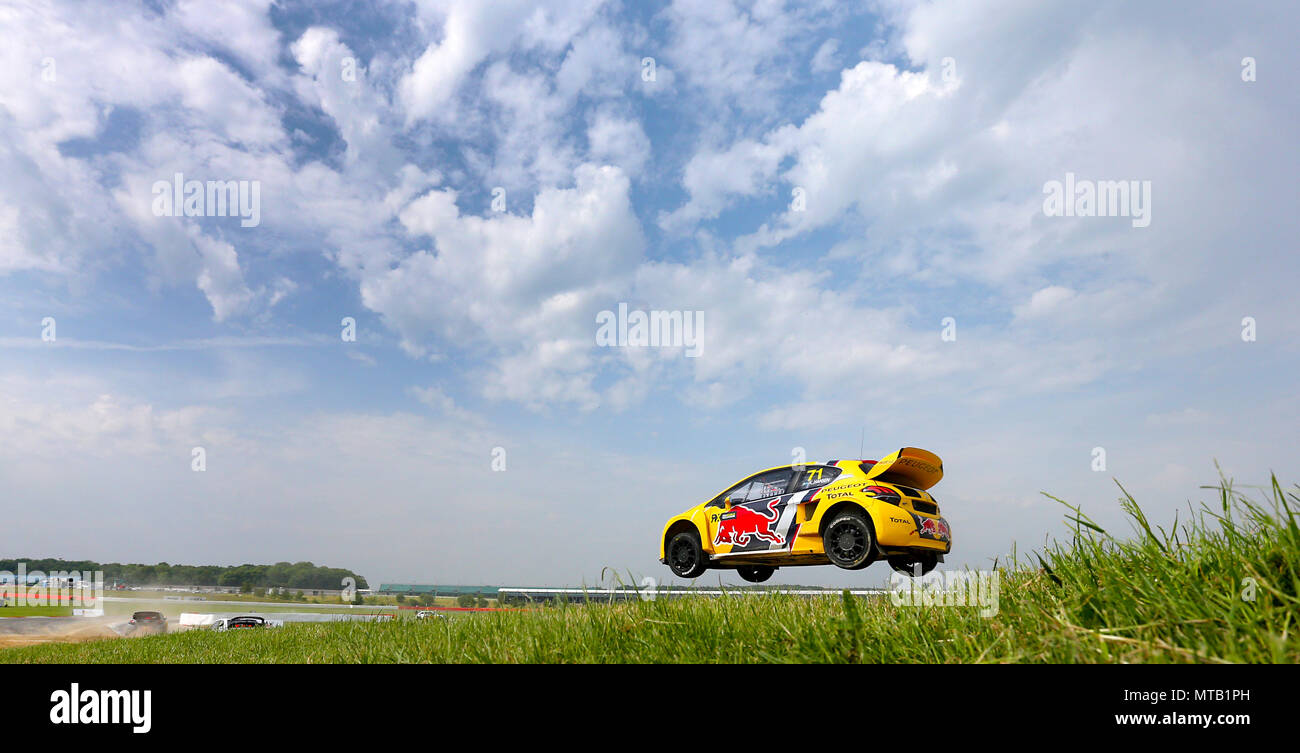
<box><xmin>659</xmin><ymin>447</ymin><xmax>951</xmax><ymax>583</ymax></box>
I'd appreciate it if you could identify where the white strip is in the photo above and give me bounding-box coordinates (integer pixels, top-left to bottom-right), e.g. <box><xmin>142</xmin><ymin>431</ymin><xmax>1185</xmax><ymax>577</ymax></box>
<box><xmin>497</xmin><ymin>588</ymin><xmax>888</xmax><ymax>596</ymax></box>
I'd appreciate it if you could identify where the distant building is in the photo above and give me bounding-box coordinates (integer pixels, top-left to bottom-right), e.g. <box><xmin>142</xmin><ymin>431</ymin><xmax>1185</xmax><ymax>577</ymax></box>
<box><xmin>376</xmin><ymin>584</ymin><xmax>499</xmax><ymax>597</ymax></box>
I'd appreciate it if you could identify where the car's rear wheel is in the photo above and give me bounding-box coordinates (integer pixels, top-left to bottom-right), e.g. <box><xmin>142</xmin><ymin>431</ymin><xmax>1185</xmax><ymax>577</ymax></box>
<box><xmin>666</xmin><ymin>531</ymin><xmax>708</xmax><ymax>578</ymax></box>
<box><xmin>823</xmin><ymin>509</ymin><xmax>875</xmax><ymax>569</ymax></box>
<box><xmin>736</xmin><ymin>565</ymin><xmax>774</xmax><ymax>583</ymax></box>
<box><xmin>887</xmin><ymin>553</ymin><xmax>938</xmax><ymax>577</ymax></box>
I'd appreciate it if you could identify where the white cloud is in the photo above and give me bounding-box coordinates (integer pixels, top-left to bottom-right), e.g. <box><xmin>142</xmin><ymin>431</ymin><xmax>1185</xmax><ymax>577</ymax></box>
<box><xmin>408</xmin><ymin>384</ymin><xmax>487</xmax><ymax>426</ymax></box>
<box><xmin>291</xmin><ymin>27</ymin><xmax>410</xmax><ymax>178</ymax></box>
<box><xmin>362</xmin><ymin>163</ymin><xmax>643</xmax><ymax>405</ymax></box>
<box><xmin>555</xmin><ymin>22</ymin><xmax>635</xmax><ymax>101</ymax></box>
<box><xmin>1013</xmin><ymin>285</ymin><xmax>1076</xmax><ymax>320</ymax></box>
<box><xmin>478</xmin><ymin>62</ymin><xmax>578</xmax><ymax>189</ymax></box>
<box><xmin>586</xmin><ymin>109</ymin><xmax>650</xmax><ymax>178</ymax></box>
<box><xmin>0</xmin><ymin>374</ymin><xmax>211</xmax><ymax>458</ymax></box>
<box><xmin>172</xmin><ymin>0</ymin><xmax>285</xmax><ymax>85</ymax></box>
<box><xmin>658</xmin><ymin>137</ymin><xmax>789</xmax><ymax>232</ymax></box>
<box><xmin>176</xmin><ymin>56</ymin><xmax>285</xmax><ymax>148</ymax></box>
<box><xmin>192</xmin><ymin>231</ymin><xmax>255</xmax><ymax>322</ymax></box>
<box><xmin>810</xmin><ymin>37</ymin><xmax>840</xmax><ymax>73</ymax></box>
<box><xmin>650</xmin><ymin>0</ymin><xmax>1300</xmax><ymax>424</ymax></box>
<box><xmin>399</xmin><ymin>0</ymin><xmax>606</xmax><ymax>125</ymax></box>
<box><xmin>666</xmin><ymin>59</ymin><xmax>956</xmax><ymax>237</ymax></box>
<box><xmin>661</xmin><ymin>0</ymin><xmax>818</xmax><ymax>114</ymax></box>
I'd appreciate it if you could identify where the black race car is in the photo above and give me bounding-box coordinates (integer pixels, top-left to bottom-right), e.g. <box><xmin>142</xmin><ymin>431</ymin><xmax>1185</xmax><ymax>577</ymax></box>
<box><xmin>127</xmin><ymin>611</ymin><xmax>168</xmax><ymax>635</ymax></box>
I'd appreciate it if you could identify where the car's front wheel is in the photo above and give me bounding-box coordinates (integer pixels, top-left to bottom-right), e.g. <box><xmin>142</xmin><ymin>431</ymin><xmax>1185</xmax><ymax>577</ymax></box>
<box><xmin>736</xmin><ymin>565</ymin><xmax>774</xmax><ymax>583</ymax></box>
<box><xmin>823</xmin><ymin>509</ymin><xmax>875</xmax><ymax>569</ymax></box>
<box><xmin>666</xmin><ymin>530</ymin><xmax>708</xmax><ymax>578</ymax></box>
<box><xmin>887</xmin><ymin>553</ymin><xmax>938</xmax><ymax>577</ymax></box>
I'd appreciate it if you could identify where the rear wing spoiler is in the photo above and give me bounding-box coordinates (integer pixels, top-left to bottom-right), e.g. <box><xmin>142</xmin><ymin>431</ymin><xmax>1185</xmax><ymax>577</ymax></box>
<box><xmin>861</xmin><ymin>447</ymin><xmax>943</xmax><ymax>490</ymax></box>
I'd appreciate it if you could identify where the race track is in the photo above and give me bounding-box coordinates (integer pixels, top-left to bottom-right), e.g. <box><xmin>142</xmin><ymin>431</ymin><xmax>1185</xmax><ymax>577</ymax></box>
<box><xmin>0</xmin><ymin>616</ymin><xmax>122</xmax><ymax>649</ymax></box>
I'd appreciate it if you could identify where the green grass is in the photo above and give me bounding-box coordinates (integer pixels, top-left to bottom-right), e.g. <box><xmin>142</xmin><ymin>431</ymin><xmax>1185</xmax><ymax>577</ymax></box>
<box><xmin>3</xmin><ymin>473</ymin><xmax>1296</xmax><ymax>663</ymax></box>
<box><xmin>0</xmin><ymin>606</ymin><xmax>73</xmax><ymax>618</ymax></box>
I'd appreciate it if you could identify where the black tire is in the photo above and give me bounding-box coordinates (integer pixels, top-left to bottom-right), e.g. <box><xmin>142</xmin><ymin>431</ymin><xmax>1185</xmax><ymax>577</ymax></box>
<box><xmin>823</xmin><ymin>509</ymin><xmax>875</xmax><ymax>569</ymax></box>
<box><xmin>887</xmin><ymin>553</ymin><xmax>938</xmax><ymax>577</ymax></box>
<box><xmin>666</xmin><ymin>531</ymin><xmax>708</xmax><ymax>578</ymax></box>
<box><xmin>736</xmin><ymin>565</ymin><xmax>774</xmax><ymax>583</ymax></box>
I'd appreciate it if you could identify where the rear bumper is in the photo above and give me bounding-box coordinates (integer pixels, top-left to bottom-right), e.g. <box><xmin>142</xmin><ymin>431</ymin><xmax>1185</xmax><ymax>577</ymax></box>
<box><xmin>876</xmin><ymin>509</ymin><xmax>952</xmax><ymax>552</ymax></box>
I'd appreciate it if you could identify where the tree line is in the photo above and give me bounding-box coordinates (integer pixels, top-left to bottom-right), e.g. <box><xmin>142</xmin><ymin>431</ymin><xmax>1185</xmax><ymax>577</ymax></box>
<box><xmin>0</xmin><ymin>558</ymin><xmax>368</xmax><ymax>590</ymax></box>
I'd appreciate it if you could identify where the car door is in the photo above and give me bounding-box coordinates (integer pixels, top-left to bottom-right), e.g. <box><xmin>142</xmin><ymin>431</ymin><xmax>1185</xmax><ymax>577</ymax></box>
<box><xmin>704</xmin><ymin>479</ymin><xmax>753</xmax><ymax>553</ymax></box>
<box><xmin>711</xmin><ymin>467</ymin><xmax>798</xmax><ymax>556</ymax></box>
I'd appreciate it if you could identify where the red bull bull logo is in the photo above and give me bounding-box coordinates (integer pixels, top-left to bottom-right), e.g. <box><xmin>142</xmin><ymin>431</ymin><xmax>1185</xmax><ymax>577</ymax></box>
<box><xmin>714</xmin><ymin>498</ymin><xmax>785</xmax><ymax>547</ymax></box>
<box><xmin>917</xmin><ymin>517</ymin><xmax>950</xmax><ymax>541</ymax></box>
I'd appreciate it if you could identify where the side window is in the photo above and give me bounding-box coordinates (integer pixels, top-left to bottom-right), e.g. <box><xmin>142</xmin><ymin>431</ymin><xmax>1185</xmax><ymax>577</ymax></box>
<box><xmin>726</xmin><ymin>482</ymin><xmax>753</xmax><ymax>504</ymax></box>
<box><xmin>709</xmin><ymin>480</ymin><xmax>751</xmax><ymax>507</ymax></box>
<box><xmin>743</xmin><ymin>469</ymin><xmax>795</xmax><ymax>501</ymax></box>
<box><xmin>795</xmin><ymin>465</ymin><xmax>841</xmax><ymax>491</ymax></box>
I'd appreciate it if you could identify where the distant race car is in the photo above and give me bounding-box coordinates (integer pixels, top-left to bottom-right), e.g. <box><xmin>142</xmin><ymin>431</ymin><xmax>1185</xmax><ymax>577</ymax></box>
<box><xmin>659</xmin><ymin>447</ymin><xmax>951</xmax><ymax>582</ymax></box>
<box><xmin>415</xmin><ymin>611</ymin><xmax>446</xmax><ymax>620</ymax></box>
<box><xmin>126</xmin><ymin>611</ymin><xmax>168</xmax><ymax>635</ymax></box>
<box><xmin>212</xmin><ymin>615</ymin><xmax>277</xmax><ymax>631</ymax></box>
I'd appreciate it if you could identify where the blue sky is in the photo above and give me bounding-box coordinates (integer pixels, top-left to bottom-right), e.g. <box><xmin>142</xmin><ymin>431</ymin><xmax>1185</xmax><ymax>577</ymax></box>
<box><xmin>1</xmin><ymin>0</ymin><xmax>1297</xmax><ymax>587</ymax></box>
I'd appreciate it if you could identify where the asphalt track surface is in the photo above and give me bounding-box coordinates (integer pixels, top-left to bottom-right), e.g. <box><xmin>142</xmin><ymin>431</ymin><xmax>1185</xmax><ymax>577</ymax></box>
<box><xmin>0</xmin><ymin>610</ymin><xmax>398</xmax><ymax>648</ymax></box>
<box><xmin>0</xmin><ymin>616</ymin><xmax>122</xmax><ymax>649</ymax></box>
